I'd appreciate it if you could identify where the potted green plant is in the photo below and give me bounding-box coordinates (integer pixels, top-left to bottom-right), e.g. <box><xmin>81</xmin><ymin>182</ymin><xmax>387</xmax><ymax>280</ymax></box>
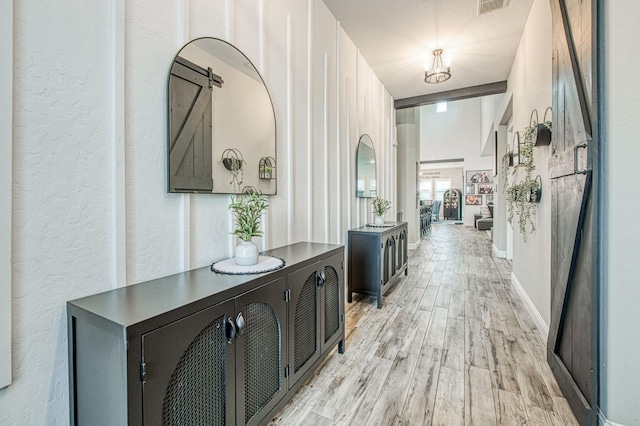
<box><xmin>229</xmin><ymin>193</ymin><xmax>269</xmax><ymax>266</ymax></box>
<box><xmin>371</xmin><ymin>196</ymin><xmax>391</xmax><ymax>225</ymax></box>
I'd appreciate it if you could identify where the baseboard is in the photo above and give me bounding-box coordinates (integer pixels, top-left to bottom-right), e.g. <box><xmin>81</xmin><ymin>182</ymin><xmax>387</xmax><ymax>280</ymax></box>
<box><xmin>492</xmin><ymin>244</ymin><xmax>506</xmax><ymax>258</ymax></box>
<box><xmin>599</xmin><ymin>410</ymin><xmax>627</xmax><ymax>426</ymax></box>
<box><xmin>408</xmin><ymin>240</ymin><xmax>421</xmax><ymax>250</ymax></box>
<box><xmin>510</xmin><ymin>272</ymin><xmax>549</xmax><ymax>339</ymax></box>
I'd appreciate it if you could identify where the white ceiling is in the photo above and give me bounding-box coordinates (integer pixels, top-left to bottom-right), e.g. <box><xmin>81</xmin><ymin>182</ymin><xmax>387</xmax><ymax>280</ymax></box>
<box><xmin>322</xmin><ymin>0</ymin><xmax>534</xmax><ymax>100</ymax></box>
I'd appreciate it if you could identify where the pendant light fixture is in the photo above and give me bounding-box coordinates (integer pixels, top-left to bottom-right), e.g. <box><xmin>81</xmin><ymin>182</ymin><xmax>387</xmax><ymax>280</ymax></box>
<box><xmin>424</xmin><ymin>49</ymin><xmax>451</xmax><ymax>84</ymax></box>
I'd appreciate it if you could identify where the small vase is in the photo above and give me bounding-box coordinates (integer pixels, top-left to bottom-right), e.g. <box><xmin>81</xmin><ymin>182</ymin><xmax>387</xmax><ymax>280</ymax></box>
<box><xmin>374</xmin><ymin>215</ymin><xmax>385</xmax><ymax>226</ymax></box>
<box><xmin>235</xmin><ymin>241</ymin><xmax>259</xmax><ymax>266</ymax></box>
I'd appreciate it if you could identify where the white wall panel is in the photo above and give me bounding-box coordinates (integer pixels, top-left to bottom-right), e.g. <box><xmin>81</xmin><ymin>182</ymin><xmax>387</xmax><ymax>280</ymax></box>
<box><xmin>338</xmin><ymin>27</ymin><xmax>357</xmax><ymax>238</ymax></box>
<box><xmin>125</xmin><ymin>0</ymin><xmax>186</xmax><ymax>283</ymax></box>
<box><xmin>0</xmin><ymin>0</ymin><xmax>13</xmax><ymax>391</ymax></box>
<box><xmin>1</xmin><ymin>0</ymin><xmax>113</xmax><ymax>422</ymax></box>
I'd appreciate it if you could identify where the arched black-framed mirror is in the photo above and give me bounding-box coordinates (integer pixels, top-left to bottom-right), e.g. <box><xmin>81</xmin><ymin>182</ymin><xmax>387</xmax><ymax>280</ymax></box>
<box><xmin>356</xmin><ymin>134</ymin><xmax>377</xmax><ymax>198</ymax></box>
<box><xmin>167</xmin><ymin>37</ymin><xmax>276</xmax><ymax>194</ymax></box>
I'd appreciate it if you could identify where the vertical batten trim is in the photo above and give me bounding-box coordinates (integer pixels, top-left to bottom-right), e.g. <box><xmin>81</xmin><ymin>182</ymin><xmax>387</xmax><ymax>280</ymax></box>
<box><xmin>306</xmin><ymin>0</ymin><xmax>313</xmax><ymax>241</ymax></box>
<box><xmin>259</xmin><ymin>0</ymin><xmax>265</xmax><ymax>76</ymax></box>
<box><xmin>346</xmin><ymin>75</ymin><xmax>351</xmax><ymax>231</ymax></box>
<box><xmin>286</xmin><ymin>15</ymin><xmax>293</xmax><ymax>244</ymax></box>
<box><xmin>180</xmin><ymin>0</ymin><xmax>189</xmax><ymax>42</ymax></box>
<box><xmin>259</xmin><ymin>0</ymin><xmax>267</xmax><ymax>252</ymax></box>
<box><xmin>355</xmin><ymin>50</ymin><xmax>360</xmax><ymax>228</ymax></box>
<box><xmin>335</xmin><ymin>22</ymin><xmax>341</xmax><ymax>243</ymax></box>
<box><xmin>228</xmin><ymin>196</ymin><xmax>235</xmax><ymax>258</ymax></box>
<box><xmin>226</xmin><ymin>0</ymin><xmax>234</xmax><ymax>43</ymax></box>
<box><xmin>179</xmin><ymin>0</ymin><xmax>191</xmax><ymax>270</ymax></box>
<box><xmin>323</xmin><ymin>53</ymin><xmax>329</xmax><ymax>243</ymax></box>
<box><xmin>111</xmin><ymin>0</ymin><xmax>127</xmax><ymax>288</ymax></box>
<box><xmin>0</xmin><ymin>0</ymin><xmax>13</xmax><ymax>389</ymax></box>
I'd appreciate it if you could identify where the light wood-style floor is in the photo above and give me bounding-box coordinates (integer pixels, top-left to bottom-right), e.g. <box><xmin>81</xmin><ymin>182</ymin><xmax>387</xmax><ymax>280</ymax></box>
<box><xmin>271</xmin><ymin>223</ymin><xmax>578</xmax><ymax>426</ymax></box>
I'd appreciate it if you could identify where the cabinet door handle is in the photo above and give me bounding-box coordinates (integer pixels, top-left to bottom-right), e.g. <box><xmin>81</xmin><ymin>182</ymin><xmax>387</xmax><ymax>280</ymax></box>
<box><xmin>225</xmin><ymin>317</ymin><xmax>236</xmax><ymax>344</ymax></box>
<box><xmin>236</xmin><ymin>312</ymin><xmax>246</xmax><ymax>336</ymax></box>
<box><xmin>317</xmin><ymin>271</ymin><xmax>325</xmax><ymax>288</ymax></box>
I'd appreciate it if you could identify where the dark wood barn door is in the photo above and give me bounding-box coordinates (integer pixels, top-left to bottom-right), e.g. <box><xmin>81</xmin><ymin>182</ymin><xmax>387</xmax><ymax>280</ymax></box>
<box><xmin>168</xmin><ymin>56</ymin><xmax>216</xmax><ymax>192</ymax></box>
<box><xmin>548</xmin><ymin>1</ymin><xmax>599</xmax><ymax>425</ymax></box>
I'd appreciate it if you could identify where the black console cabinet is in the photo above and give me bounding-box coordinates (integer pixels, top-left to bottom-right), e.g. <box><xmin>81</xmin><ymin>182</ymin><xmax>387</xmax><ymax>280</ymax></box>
<box><xmin>67</xmin><ymin>243</ymin><xmax>345</xmax><ymax>426</ymax></box>
<box><xmin>347</xmin><ymin>222</ymin><xmax>408</xmax><ymax>308</ymax></box>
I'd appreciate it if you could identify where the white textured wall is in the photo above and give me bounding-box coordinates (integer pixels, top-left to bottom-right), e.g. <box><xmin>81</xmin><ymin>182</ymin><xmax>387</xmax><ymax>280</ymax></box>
<box><xmin>603</xmin><ymin>1</ymin><xmax>640</xmax><ymax>424</ymax></box>
<box><xmin>506</xmin><ymin>0</ymin><xmax>552</xmax><ymax>327</ymax></box>
<box><xmin>0</xmin><ymin>0</ymin><xmax>13</xmax><ymax>390</ymax></box>
<box><xmin>420</xmin><ymin>98</ymin><xmax>493</xmax><ymax>226</ymax></box>
<box><xmin>0</xmin><ymin>0</ymin><xmax>396</xmax><ymax>422</ymax></box>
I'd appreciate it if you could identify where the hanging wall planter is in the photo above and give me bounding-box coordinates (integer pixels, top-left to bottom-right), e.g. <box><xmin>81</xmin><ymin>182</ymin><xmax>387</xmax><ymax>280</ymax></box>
<box><xmin>222</xmin><ymin>148</ymin><xmax>245</xmax><ymax>171</ymax></box>
<box><xmin>505</xmin><ymin>144</ymin><xmax>514</xmax><ymax>167</ymax></box>
<box><xmin>222</xmin><ymin>148</ymin><xmax>246</xmax><ymax>192</ymax></box>
<box><xmin>526</xmin><ymin>175</ymin><xmax>543</xmax><ymax>203</ymax></box>
<box><xmin>513</xmin><ymin>132</ymin><xmax>522</xmax><ymax>167</ymax></box>
<box><xmin>258</xmin><ymin>156</ymin><xmax>276</xmax><ymax>180</ymax></box>
<box><xmin>525</xmin><ymin>108</ymin><xmax>552</xmax><ymax>148</ymax></box>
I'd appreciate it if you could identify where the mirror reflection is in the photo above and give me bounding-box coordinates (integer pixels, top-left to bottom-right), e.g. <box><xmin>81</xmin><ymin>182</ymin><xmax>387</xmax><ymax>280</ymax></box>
<box><xmin>168</xmin><ymin>38</ymin><xmax>276</xmax><ymax>194</ymax></box>
<box><xmin>356</xmin><ymin>134</ymin><xmax>377</xmax><ymax>198</ymax></box>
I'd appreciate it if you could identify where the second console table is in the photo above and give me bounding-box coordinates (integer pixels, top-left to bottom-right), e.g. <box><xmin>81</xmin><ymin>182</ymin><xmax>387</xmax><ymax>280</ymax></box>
<box><xmin>347</xmin><ymin>222</ymin><xmax>408</xmax><ymax>308</ymax></box>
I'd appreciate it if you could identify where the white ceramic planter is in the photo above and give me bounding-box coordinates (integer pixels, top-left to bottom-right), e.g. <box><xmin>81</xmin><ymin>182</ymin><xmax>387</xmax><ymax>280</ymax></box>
<box><xmin>235</xmin><ymin>241</ymin><xmax>259</xmax><ymax>266</ymax></box>
<box><xmin>374</xmin><ymin>215</ymin><xmax>385</xmax><ymax>226</ymax></box>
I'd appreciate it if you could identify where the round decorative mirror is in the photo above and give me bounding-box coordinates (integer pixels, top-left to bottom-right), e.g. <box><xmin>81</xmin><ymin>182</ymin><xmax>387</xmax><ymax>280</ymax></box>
<box><xmin>356</xmin><ymin>134</ymin><xmax>377</xmax><ymax>198</ymax></box>
<box><xmin>168</xmin><ymin>38</ymin><xmax>276</xmax><ymax>194</ymax></box>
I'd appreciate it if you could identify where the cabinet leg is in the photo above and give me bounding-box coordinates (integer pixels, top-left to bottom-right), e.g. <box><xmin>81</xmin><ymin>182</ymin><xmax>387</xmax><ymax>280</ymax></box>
<box><xmin>348</xmin><ymin>292</ymin><xmax>352</xmax><ymax>303</ymax></box>
<box><xmin>338</xmin><ymin>339</ymin><xmax>345</xmax><ymax>354</ymax></box>
<box><xmin>405</xmin><ymin>267</ymin><xmax>408</xmax><ymax>276</ymax></box>
<box><xmin>377</xmin><ymin>295</ymin><xmax>382</xmax><ymax>309</ymax></box>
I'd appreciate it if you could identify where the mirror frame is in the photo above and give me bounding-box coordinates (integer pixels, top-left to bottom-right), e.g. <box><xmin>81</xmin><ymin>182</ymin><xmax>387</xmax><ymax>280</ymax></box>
<box><xmin>355</xmin><ymin>134</ymin><xmax>377</xmax><ymax>198</ymax></box>
<box><xmin>167</xmin><ymin>37</ymin><xmax>277</xmax><ymax>195</ymax></box>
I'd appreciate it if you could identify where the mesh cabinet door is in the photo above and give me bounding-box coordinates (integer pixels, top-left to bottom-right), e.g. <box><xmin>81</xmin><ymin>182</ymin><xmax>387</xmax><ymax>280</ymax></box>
<box><xmin>287</xmin><ymin>262</ymin><xmax>321</xmax><ymax>389</ymax></box>
<box><xmin>320</xmin><ymin>253</ymin><xmax>345</xmax><ymax>354</ymax></box>
<box><xmin>235</xmin><ymin>277</ymin><xmax>288</xmax><ymax>426</ymax></box>
<box><xmin>141</xmin><ymin>300</ymin><xmax>235</xmax><ymax>426</ymax></box>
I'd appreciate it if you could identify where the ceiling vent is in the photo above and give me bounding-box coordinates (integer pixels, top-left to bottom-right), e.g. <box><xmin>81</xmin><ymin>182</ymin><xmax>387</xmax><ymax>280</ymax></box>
<box><xmin>477</xmin><ymin>0</ymin><xmax>509</xmax><ymax>15</ymax></box>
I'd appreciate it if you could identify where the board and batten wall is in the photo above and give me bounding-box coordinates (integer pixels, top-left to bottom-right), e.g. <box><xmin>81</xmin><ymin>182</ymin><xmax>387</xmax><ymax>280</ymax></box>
<box><xmin>0</xmin><ymin>0</ymin><xmax>396</xmax><ymax>422</ymax></box>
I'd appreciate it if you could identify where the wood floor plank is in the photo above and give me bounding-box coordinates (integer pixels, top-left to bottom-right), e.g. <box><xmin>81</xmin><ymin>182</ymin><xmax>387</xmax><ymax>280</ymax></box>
<box><xmin>418</xmin><ymin>286</ymin><xmax>439</xmax><ymax>312</ymax></box>
<box><xmin>365</xmin><ymin>351</ymin><xmax>419</xmax><ymax>426</ymax></box>
<box><xmin>432</xmin><ymin>366</ymin><xmax>464</xmax><ymax>425</ymax></box>
<box><xmin>486</xmin><ymin>330</ymin><xmax>521</xmax><ymax>393</ymax></box>
<box><xmin>333</xmin><ymin>357</ymin><xmax>394</xmax><ymax>426</ymax></box>
<box><xmin>441</xmin><ymin>317</ymin><xmax>465</xmax><ymax>371</ymax></box>
<box><xmin>465</xmin><ymin>365</ymin><xmax>498</xmax><ymax>426</ymax></box>
<box><xmin>399</xmin><ymin>346</ymin><xmax>442</xmax><ymax>426</ymax></box>
<box><xmin>424</xmin><ymin>307</ymin><xmax>449</xmax><ymax>349</ymax></box>
<box><xmin>448</xmin><ymin>290</ymin><xmax>465</xmax><ymax>319</ymax></box>
<box><xmin>494</xmin><ymin>388</ymin><xmax>529</xmax><ymax>426</ymax></box>
<box><xmin>465</xmin><ymin>316</ymin><xmax>489</xmax><ymax>369</ymax></box>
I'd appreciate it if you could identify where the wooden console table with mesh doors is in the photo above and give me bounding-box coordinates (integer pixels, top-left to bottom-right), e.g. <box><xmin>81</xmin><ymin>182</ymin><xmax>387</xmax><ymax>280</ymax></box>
<box><xmin>67</xmin><ymin>242</ymin><xmax>345</xmax><ymax>426</ymax></box>
<box><xmin>347</xmin><ymin>222</ymin><xmax>408</xmax><ymax>309</ymax></box>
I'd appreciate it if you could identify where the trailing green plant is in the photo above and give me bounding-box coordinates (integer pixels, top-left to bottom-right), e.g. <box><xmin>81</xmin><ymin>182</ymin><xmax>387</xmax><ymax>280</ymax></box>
<box><xmin>512</xmin><ymin>176</ymin><xmax>540</xmax><ymax>241</ymax></box>
<box><xmin>228</xmin><ymin>157</ymin><xmax>246</xmax><ymax>191</ymax></box>
<box><xmin>371</xmin><ymin>197</ymin><xmax>391</xmax><ymax>216</ymax></box>
<box><xmin>503</xmin><ymin>136</ymin><xmax>541</xmax><ymax>242</ymax></box>
<box><xmin>229</xmin><ymin>193</ymin><xmax>269</xmax><ymax>242</ymax></box>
